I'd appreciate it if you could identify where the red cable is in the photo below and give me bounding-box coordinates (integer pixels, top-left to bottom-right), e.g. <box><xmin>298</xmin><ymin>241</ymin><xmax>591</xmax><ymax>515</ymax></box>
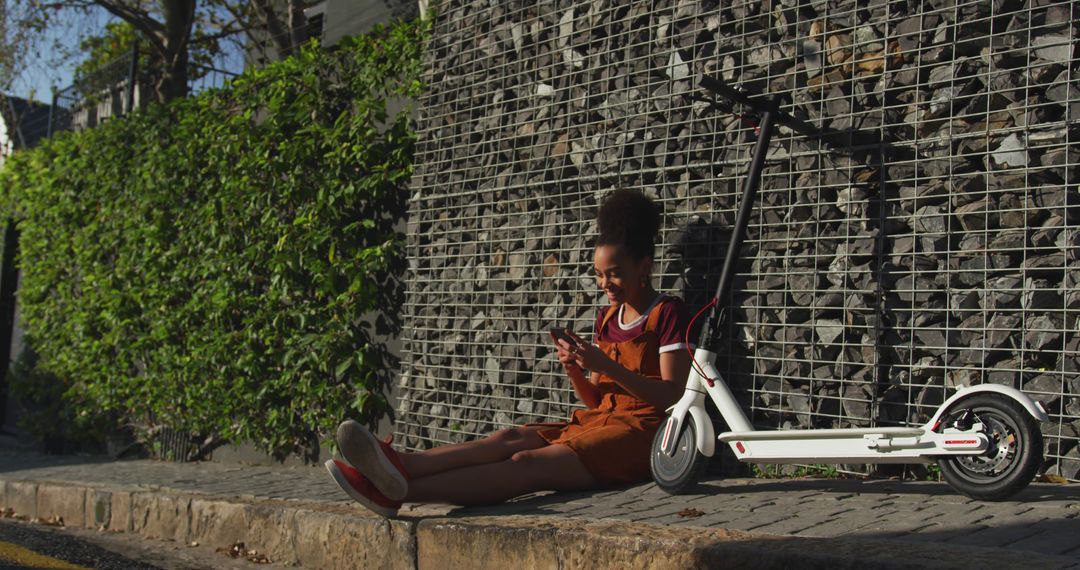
<box><xmin>686</xmin><ymin>298</ymin><xmax>718</xmax><ymax>387</ymax></box>
<box><xmin>733</xmin><ymin>112</ymin><xmax>761</xmax><ymax>134</ymax></box>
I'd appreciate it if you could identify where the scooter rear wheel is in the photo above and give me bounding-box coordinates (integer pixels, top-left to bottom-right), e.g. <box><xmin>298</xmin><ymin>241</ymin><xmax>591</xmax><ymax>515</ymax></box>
<box><xmin>935</xmin><ymin>394</ymin><xmax>1043</xmax><ymax>501</ymax></box>
<box><xmin>651</xmin><ymin>414</ymin><xmax>708</xmax><ymax>494</ymax></box>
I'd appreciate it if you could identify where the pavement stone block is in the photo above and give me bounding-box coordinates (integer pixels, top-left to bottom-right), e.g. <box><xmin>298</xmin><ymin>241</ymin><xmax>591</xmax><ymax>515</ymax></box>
<box><xmin>1006</xmin><ymin>521</ymin><xmax>1080</xmax><ymax>555</ymax></box>
<box><xmin>35</xmin><ymin>483</ymin><xmax>86</xmax><ymax>528</ymax></box>
<box><xmin>4</xmin><ymin>481</ymin><xmax>37</xmax><ymax>519</ymax></box>
<box><xmin>749</xmin><ymin>516</ymin><xmax>841</xmax><ymax>536</ymax></box>
<box><xmin>792</xmin><ymin>509</ymin><xmax>907</xmax><ymax>538</ymax></box>
<box><xmin>188</xmin><ymin>498</ymin><xmax>250</xmax><ymax>548</ymax></box>
<box><xmin>239</xmin><ymin>502</ymin><xmax>302</xmax><ymax>566</ymax></box>
<box><xmin>109</xmin><ymin>490</ymin><xmax>132</xmax><ymax>532</ymax></box>
<box><xmin>626</xmin><ymin>504</ymin><xmax>711</xmax><ymax>523</ymax></box>
<box><xmin>291</xmin><ymin>507</ymin><xmax>415</xmax><ymax>570</ymax></box>
<box><xmin>131</xmin><ymin>492</ymin><xmax>191</xmax><ymax>542</ymax></box>
<box><xmin>946</xmin><ymin>525</ymin><xmax>1044</xmax><ymax>547</ymax></box>
<box><xmin>85</xmin><ymin>489</ymin><xmax>112</xmax><ymax>529</ymax></box>
<box><xmin>417</xmin><ymin>518</ymin><xmax>559</xmax><ymax>570</ymax></box>
<box><xmin>726</xmin><ymin>513</ymin><xmax>803</xmax><ymax>532</ymax></box>
<box><xmin>858</xmin><ymin>519</ymin><xmax>952</xmax><ymax>539</ymax></box>
<box><xmin>906</xmin><ymin>523</ymin><xmax>990</xmax><ymax>542</ymax></box>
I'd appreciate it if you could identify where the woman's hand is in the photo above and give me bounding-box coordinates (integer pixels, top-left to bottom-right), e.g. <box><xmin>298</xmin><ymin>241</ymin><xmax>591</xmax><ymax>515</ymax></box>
<box><xmin>563</xmin><ymin>330</ymin><xmax>619</xmax><ymax>376</ymax></box>
<box><xmin>554</xmin><ymin>336</ymin><xmax>581</xmax><ymax>371</ymax></box>
<box><xmin>552</xmin><ymin>329</ymin><xmax>603</xmax><ymax>408</ymax></box>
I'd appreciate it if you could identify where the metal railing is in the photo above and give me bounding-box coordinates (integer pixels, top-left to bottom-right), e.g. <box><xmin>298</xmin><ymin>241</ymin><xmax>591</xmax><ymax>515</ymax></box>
<box><xmin>47</xmin><ymin>49</ymin><xmax>239</xmax><ymax>136</ymax></box>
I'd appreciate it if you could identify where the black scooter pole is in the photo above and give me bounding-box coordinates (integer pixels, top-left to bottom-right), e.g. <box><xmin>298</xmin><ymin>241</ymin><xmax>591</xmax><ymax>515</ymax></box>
<box><xmin>699</xmin><ymin>95</ymin><xmax>779</xmax><ymax>351</ymax></box>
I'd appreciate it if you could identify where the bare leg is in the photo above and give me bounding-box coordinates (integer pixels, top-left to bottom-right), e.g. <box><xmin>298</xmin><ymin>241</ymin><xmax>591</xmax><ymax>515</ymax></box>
<box><xmin>404</xmin><ymin>443</ymin><xmax>597</xmax><ymax>505</ymax></box>
<box><xmin>398</xmin><ymin>426</ymin><xmax>550</xmax><ymax>479</ymax></box>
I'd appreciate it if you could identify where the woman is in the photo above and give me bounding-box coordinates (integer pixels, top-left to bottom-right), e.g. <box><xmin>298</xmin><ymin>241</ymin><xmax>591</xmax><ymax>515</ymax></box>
<box><xmin>326</xmin><ymin>189</ymin><xmax>693</xmax><ymax>515</ymax></box>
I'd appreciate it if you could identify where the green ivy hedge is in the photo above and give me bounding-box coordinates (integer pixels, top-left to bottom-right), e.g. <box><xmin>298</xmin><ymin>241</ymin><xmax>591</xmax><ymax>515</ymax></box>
<box><xmin>0</xmin><ymin>18</ymin><xmax>425</xmax><ymax>459</ymax></box>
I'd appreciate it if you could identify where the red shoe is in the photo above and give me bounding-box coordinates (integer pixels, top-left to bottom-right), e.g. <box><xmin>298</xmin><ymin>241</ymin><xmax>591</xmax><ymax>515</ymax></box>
<box><xmin>336</xmin><ymin>420</ymin><xmax>410</xmax><ymax>501</ymax></box>
<box><xmin>324</xmin><ymin>459</ymin><xmax>401</xmax><ymax>517</ymax></box>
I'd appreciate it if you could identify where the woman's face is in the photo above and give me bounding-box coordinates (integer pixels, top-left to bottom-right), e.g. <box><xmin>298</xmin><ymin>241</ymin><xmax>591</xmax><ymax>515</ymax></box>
<box><xmin>593</xmin><ymin>244</ymin><xmax>653</xmax><ymax>306</ymax></box>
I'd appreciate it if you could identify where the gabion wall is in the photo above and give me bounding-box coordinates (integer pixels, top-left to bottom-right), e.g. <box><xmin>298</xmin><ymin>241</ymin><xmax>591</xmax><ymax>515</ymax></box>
<box><xmin>398</xmin><ymin>0</ymin><xmax>1080</xmax><ymax>480</ymax></box>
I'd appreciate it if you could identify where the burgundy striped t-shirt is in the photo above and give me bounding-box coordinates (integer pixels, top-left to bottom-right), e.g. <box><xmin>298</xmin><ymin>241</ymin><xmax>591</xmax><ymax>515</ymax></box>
<box><xmin>593</xmin><ymin>295</ymin><xmax>693</xmax><ymax>354</ymax></box>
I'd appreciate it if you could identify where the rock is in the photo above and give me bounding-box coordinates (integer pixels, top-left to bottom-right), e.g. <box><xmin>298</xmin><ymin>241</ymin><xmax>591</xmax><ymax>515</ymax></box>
<box><xmin>557</xmin><ymin>10</ymin><xmax>574</xmax><ymax>47</ymax></box>
<box><xmin>986</xmin><ymin>314</ymin><xmax>1021</xmax><ymax>348</ymax></box>
<box><xmin>912</xmin><ymin>205</ymin><xmax>947</xmax><ymax>234</ymax></box>
<box><xmin>815</xmin><ymin>319</ymin><xmax>844</xmax><ymax>345</ymax></box>
<box><xmin>1023</xmin><ymin>373</ymin><xmax>1063</xmax><ymax>407</ymax></box>
<box><xmin>667</xmin><ymin>51</ymin><xmax>690</xmax><ymax>81</ymax></box>
<box><xmin>950</xmin><ymin>289</ymin><xmax>979</xmax><ymax>314</ymax></box>
<box><xmin>837</xmin><ymin>187</ymin><xmax>867</xmax><ymax>216</ymax></box>
<box><xmin>1023</xmin><ymin>278</ymin><xmax>1061</xmax><ymax>310</ymax></box>
<box><xmin>895</xmin><ymin>275</ymin><xmax>937</xmax><ymax>304</ymax></box>
<box><xmin>542</xmin><ymin>254</ymin><xmax>559</xmax><ymax>278</ymax></box>
<box><xmin>1025</xmin><ymin>314</ymin><xmax>1063</xmax><ymax>350</ymax></box>
<box><xmin>998</xmin><ymin>193</ymin><xmax>1035</xmax><ymax>228</ymax></box>
<box><xmin>508</xmin><ymin>253</ymin><xmax>527</xmax><ymax>282</ymax></box>
<box><xmin>947</xmin><ymin>367</ymin><xmax>980</xmax><ymax>389</ymax></box>
<box><xmin>1059</xmin><ymin>445</ymin><xmax>1080</xmax><ymax>480</ymax></box>
<box><xmin>1032</xmin><ymin>35</ymin><xmax>1074</xmax><ymax>63</ymax></box>
<box><xmin>979</xmin><ymin>276</ymin><xmax>1022</xmax><ymax>309</ymax></box>
<box><xmin>802</xmin><ymin>39</ymin><xmax>823</xmax><ymax>77</ymax></box>
<box><xmin>989</xmin><ymin>133</ymin><xmax>1028</xmax><ymax>169</ymax></box>
<box><xmin>1046</xmin><ymin>70</ymin><xmax>1080</xmax><ymax>102</ymax></box>
<box><xmin>954</xmin><ymin>199</ymin><xmax>994</xmax><ymax>231</ymax></box>
<box><xmin>842</xmin><ymin>384</ymin><xmax>871</xmax><ymax>422</ymax></box>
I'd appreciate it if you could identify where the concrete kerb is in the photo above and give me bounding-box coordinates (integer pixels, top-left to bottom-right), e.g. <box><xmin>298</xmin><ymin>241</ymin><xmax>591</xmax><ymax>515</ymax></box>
<box><xmin>1</xmin><ymin>476</ymin><xmax>1076</xmax><ymax>570</ymax></box>
<box><xmin>0</xmin><ymin>477</ymin><xmax>419</xmax><ymax>569</ymax></box>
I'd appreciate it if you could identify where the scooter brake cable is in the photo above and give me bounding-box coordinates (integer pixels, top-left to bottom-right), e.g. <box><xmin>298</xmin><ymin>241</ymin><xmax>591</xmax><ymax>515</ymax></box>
<box><xmin>686</xmin><ymin>298</ymin><xmax>718</xmax><ymax>387</ymax></box>
<box><xmin>691</xmin><ymin>92</ymin><xmax>762</xmax><ymax>134</ymax></box>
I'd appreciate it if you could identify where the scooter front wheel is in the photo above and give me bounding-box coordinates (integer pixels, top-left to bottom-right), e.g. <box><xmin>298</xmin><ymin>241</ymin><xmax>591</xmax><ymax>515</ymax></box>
<box><xmin>936</xmin><ymin>394</ymin><xmax>1043</xmax><ymax>501</ymax></box>
<box><xmin>650</xmin><ymin>414</ymin><xmax>708</xmax><ymax>494</ymax></box>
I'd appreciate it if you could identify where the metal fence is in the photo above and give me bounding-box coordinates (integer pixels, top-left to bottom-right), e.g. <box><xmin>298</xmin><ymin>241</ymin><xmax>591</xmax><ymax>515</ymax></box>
<box><xmin>399</xmin><ymin>0</ymin><xmax>1080</xmax><ymax>480</ymax></box>
<box><xmin>48</xmin><ymin>51</ymin><xmax>238</xmax><ymax>135</ymax></box>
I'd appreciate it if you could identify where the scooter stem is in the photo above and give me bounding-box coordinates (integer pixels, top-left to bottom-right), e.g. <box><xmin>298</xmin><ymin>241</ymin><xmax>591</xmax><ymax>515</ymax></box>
<box><xmin>700</xmin><ymin>95</ymin><xmax>779</xmax><ymax>351</ymax></box>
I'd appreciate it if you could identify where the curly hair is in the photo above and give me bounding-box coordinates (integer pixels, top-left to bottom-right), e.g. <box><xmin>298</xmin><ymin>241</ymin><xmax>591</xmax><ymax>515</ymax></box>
<box><xmin>596</xmin><ymin>189</ymin><xmax>662</xmax><ymax>260</ymax></box>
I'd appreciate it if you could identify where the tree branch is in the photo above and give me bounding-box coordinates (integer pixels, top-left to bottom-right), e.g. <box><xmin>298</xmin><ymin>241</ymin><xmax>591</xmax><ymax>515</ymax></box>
<box><xmin>90</xmin><ymin>0</ymin><xmax>167</xmax><ymax>55</ymax></box>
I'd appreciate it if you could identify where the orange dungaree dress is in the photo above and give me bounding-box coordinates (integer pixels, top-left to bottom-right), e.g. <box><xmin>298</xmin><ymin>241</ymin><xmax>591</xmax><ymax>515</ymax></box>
<box><xmin>535</xmin><ymin>300</ymin><xmax>669</xmax><ymax>485</ymax></box>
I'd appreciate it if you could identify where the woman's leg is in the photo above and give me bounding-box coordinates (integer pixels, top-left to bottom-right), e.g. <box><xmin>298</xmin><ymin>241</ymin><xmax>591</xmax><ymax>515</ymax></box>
<box><xmin>404</xmin><ymin>443</ymin><xmax>597</xmax><ymax>505</ymax></box>
<box><xmin>398</xmin><ymin>426</ymin><xmax>550</xmax><ymax>479</ymax></box>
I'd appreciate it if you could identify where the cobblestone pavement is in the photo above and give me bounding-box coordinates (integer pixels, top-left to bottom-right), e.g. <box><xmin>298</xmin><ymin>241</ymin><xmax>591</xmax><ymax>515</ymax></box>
<box><xmin>2</xmin><ymin>451</ymin><xmax>1078</xmax><ymax>561</ymax></box>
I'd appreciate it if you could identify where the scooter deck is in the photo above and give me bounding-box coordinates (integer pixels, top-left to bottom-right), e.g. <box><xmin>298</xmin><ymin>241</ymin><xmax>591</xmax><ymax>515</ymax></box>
<box><xmin>719</xmin><ymin>426</ymin><xmax>925</xmax><ymax>442</ymax></box>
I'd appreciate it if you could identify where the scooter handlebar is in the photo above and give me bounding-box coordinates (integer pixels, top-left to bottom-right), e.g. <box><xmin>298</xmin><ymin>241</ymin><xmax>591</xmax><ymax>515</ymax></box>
<box><xmin>698</xmin><ymin>73</ymin><xmax>819</xmax><ymax>138</ymax></box>
<box><xmin>698</xmin><ymin>73</ymin><xmax>757</xmax><ymax>109</ymax></box>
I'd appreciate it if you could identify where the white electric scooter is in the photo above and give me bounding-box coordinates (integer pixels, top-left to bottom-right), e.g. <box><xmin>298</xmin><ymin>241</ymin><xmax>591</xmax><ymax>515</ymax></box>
<box><xmin>652</xmin><ymin>75</ymin><xmax>1048</xmax><ymax>502</ymax></box>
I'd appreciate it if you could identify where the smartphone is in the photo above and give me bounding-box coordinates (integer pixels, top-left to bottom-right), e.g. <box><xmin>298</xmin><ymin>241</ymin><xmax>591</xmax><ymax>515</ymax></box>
<box><xmin>549</xmin><ymin>327</ymin><xmax>578</xmax><ymax>347</ymax></box>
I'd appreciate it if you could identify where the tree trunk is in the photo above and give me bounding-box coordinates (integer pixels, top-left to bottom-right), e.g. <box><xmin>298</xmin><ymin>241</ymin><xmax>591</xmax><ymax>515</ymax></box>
<box><xmin>156</xmin><ymin>48</ymin><xmax>189</xmax><ymax>102</ymax></box>
<box><xmin>157</xmin><ymin>0</ymin><xmax>196</xmax><ymax>102</ymax></box>
<box><xmin>95</xmin><ymin>0</ymin><xmax>196</xmax><ymax>103</ymax></box>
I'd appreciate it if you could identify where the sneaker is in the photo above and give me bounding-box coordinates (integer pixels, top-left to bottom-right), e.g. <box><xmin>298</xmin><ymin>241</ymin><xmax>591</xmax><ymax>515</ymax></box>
<box><xmin>324</xmin><ymin>459</ymin><xmax>401</xmax><ymax>517</ymax></box>
<box><xmin>336</xmin><ymin>420</ymin><xmax>410</xmax><ymax>501</ymax></box>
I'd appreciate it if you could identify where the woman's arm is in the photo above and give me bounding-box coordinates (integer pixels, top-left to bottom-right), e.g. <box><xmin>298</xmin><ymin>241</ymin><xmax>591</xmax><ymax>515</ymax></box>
<box><xmin>565</xmin><ymin>331</ymin><xmax>691</xmax><ymax>410</ymax></box>
<box><xmin>556</xmin><ymin>339</ymin><xmax>602</xmax><ymax>408</ymax></box>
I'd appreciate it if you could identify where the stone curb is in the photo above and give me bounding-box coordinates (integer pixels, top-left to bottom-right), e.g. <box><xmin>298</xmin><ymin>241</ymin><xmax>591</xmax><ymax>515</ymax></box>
<box><xmin>2</xmin><ymin>477</ymin><xmax>1077</xmax><ymax>570</ymax></box>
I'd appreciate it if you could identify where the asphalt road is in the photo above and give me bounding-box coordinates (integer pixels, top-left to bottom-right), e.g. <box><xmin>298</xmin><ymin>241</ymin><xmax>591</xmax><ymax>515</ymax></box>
<box><xmin>0</xmin><ymin>520</ymin><xmax>161</xmax><ymax>570</ymax></box>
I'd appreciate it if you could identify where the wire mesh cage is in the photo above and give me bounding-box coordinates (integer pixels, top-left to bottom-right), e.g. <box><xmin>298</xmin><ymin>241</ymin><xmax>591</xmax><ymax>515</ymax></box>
<box><xmin>399</xmin><ymin>0</ymin><xmax>1079</xmax><ymax>480</ymax></box>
